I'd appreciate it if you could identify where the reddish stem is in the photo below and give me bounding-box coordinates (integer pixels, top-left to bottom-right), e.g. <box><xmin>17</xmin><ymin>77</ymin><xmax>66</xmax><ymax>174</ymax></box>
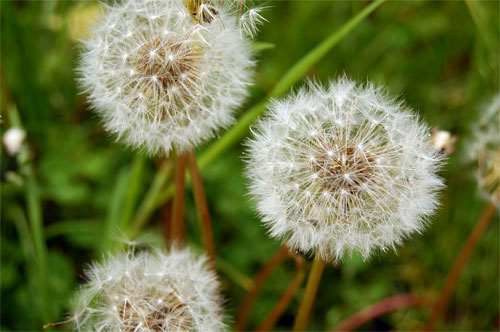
<box><xmin>235</xmin><ymin>246</ymin><xmax>289</xmax><ymax>331</ymax></box>
<box><xmin>426</xmin><ymin>202</ymin><xmax>497</xmax><ymax>330</ymax></box>
<box><xmin>256</xmin><ymin>252</ymin><xmax>306</xmax><ymax>331</ymax></box>
<box><xmin>186</xmin><ymin>149</ymin><xmax>216</xmax><ymax>264</ymax></box>
<box><xmin>161</xmin><ymin>200</ymin><xmax>172</xmax><ymax>241</ymax></box>
<box><xmin>170</xmin><ymin>152</ymin><xmax>188</xmax><ymax>243</ymax></box>
<box><xmin>330</xmin><ymin>294</ymin><xmax>430</xmax><ymax>332</ymax></box>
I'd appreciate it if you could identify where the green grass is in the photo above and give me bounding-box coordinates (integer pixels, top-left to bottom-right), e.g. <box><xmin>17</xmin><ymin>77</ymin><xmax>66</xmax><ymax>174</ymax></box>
<box><xmin>1</xmin><ymin>0</ymin><xmax>499</xmax><ymax>330</ymax></box>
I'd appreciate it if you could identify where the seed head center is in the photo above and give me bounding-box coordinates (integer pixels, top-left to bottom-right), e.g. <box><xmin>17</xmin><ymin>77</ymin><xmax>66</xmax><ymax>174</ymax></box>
<box><xmin>112</xmin><ymin>289</ymin><xmax>194</xmax><ymax>331</ymax></box>
<box><xmin>312</xmin><ymin>145</ymin><xmax>374</xmax><ymax>194</ymax></box>
<box><xmin>135</xmin><ymin>39</ymin><xmax>196</xmax><ymax>91</ymax></box>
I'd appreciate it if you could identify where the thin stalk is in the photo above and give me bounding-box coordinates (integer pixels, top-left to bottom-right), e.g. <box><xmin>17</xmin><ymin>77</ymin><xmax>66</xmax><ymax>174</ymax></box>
<box><xmin>119</xmin><ymin>154</ymin><xmax>146</xmax><ymax>229</ymax></box>
<box><xmin>235</xmin><ymin>246</ymin><xmax>289</xmax><ymax>331</ymax></box>
<box><xmin>256</xmin><ymin>253</ymin><xmax>306</xmax><ymax>332</ymax></box>
<box><xmin>8</xmin><ymin>104</ymin><xmax>50</xmax><ymax>322</ymax></box>
<box><xmin>216</xmin><ymin>255</ymin><xmax>255</xmax><ymax>291</ymax></box>
<box><xmin>329</xmin><ymin>294</ymin><xmax>430</xmax><ymax>332</ymax></box>
<box><xmin>426</xmin><ymin>202</ymin><xmax>498</xmax><ymax>330</ymax></box>
<box><xmin>161</xmin><ymin>199</ymin><xmax>173</xmax><ymax>241</ymax></box>
<box><xmin>127</xmin><ymin>158</ymin><xmax>173</xmax><ymax>239</ymax></box>
<box><xmin>147</xmin><ymin>0</ymin><xmax>386</xmax><ymax>214</ymax></box>
<box><xmin>186</xmin><ymin>149</ymin><xmax>216</xmax><ymax>264</ymax></box>
<box><xmin>170</xmin><ymin>152</ymin><xmax>188</xmax><ymax>242</ymax></box>
<box><xmin>293</xmin><ymin>256</ymin><xmax>326</xmax><ymax>331</ymax></box>
<box><xmin>271</xmin><ymin>0</ymin><xmax>386</xmax><ymax>97</ymax></box>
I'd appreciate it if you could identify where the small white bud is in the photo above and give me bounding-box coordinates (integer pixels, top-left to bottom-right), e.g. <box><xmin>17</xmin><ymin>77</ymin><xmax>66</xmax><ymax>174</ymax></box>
<box><xmin>3</xmin><ymin>128</ymin><xmax>26</xmax><ymax>155</ymax></box>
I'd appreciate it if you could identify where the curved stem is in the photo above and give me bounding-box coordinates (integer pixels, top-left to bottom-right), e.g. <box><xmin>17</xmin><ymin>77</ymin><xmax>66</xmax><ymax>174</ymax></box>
<box><xmin>235</xmin><ymin>246</ymin><xmax>289</xmax><ymax>331</ymax></box>
<box><xmin>293</xmin><ymin>256</ymin><xmax>326</xmax><ymax>331</ymax></box>
<box><xmin>329</xmin><ymin>294</ymin><xmax>430</xmax><ymax>332</ymax></box>
<box><xmin>256</xmin><ymin>253</ymin><xmax>306</xmax><ymax>331</ymax></box>
<box><xmin>426</xmin><ymin>202</ymin><xmax>498</xmax><ymax>330</ymax></box>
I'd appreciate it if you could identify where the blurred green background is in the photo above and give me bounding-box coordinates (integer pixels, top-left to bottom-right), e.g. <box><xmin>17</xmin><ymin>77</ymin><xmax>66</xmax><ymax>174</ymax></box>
<box><xmin>1</xmin><ymin>0</ymin><xmax>499</xmax><ymax>331</ymax></box>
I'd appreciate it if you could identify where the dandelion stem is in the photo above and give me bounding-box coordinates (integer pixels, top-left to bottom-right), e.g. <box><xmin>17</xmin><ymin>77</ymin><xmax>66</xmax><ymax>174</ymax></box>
<box><xmin>128</xmin><ymin>158</ymin><xmax>173</xmax><ymax>239</ymax></box>
<box><xmin>235</xmin><ymin>246</ymin><xmax>289</xmax><ymax>331</ymax></box>
<box><xmin>186</xmin><ymin>149</ymin><xmax>216</xmax><ymax>264</ymax></box>
<box><xmin>426</xmin><ymin>202</ymin><xmax>498</xmax><ymax>330</ymax></box>
<box><xmin>329</xmin><ymin>294</ymin><xmax>430</xmax><ymax>332</ymax></box>
<box><xmin>171</xmin><ymin>152</ymin><xmax>188</xmax><ymax>242</ymax></box>
<box><xmin>293</xmin><ymin>256</ymin><xmax>326</xmax><ymax>331</ymax></box>
<box><xmin>256</xmin><ymin>252</ymin><xmax>306</xmax><ymax>332</ymax></box>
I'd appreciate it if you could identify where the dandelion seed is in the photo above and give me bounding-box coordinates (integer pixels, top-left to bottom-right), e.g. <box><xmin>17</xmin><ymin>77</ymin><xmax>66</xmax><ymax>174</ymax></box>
<box><xmin>78</xmin><ymin>0</ymin><xmax>256</xmax><ymax>156</ymax></box>
<box><xmin>238</xmin><ymin>6</ymin><xmax>267</xmax><ymax>38</ymax></box>
<box><xmin>71</xmin><ymin>247</ymin><xmax>225</xmax><ymax>331</ymax></box>
<box><xmin>246</xmin><ymin>77</ymin><xmax>444</xmax><ymax>262</ymax></box>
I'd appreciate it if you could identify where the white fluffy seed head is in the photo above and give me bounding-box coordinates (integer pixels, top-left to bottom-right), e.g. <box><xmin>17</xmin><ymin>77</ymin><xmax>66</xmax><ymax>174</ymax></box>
<box><xmin>71</xmin><ymin>247</ymin><xmax>225</xmax><ymax>331</ymax></box>
<box><xmin>78</xmin><ymin>0</ymin><xmax>256</xmax><ymax>156</ymax></box>
<box><xmin>246</xmin><ymin>78</ymin><xmax>445</xmax><ymax>262</ymax></box>
<box><xmin>468</xmin><ymin>94</ymin><xmax>500</xmax><ymax>205</ymax></box>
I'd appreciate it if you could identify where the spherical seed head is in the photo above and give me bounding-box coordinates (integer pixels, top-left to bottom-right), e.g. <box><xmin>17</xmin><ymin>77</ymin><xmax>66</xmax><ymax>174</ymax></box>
<box><xmin>469</xmin><ymin>94</ymin><xmax>500</xmax><ymax>205</ymax></box>
<box><xmin>246</xmin><ymin>78</ymin><xmax>444</xmax><ymax>262</ymax></box>
<box><xmin>78</xmin><ymin>0</ymin><xmax>255</xmax><ymax>156</ymax></box>
<box><xmin>71</xmin><ymin>248</ymin><xmax>225</xmax><ymax>331</ymax></box>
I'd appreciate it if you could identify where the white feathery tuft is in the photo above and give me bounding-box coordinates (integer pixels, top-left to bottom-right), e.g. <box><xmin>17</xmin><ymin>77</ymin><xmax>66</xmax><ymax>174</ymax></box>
<box><xmin>238</xmin><ymin>6</ymin><xmax>268</xmax><ymax>38</ymax></box>
<box><xmin>77</xmin><ymin>0</ymin><xmax>256</xmax><ymax>156</ymax></box>
<box><xmin>245</xmin><ymin>77</ymin><xmax>445</xmax><ymax>262</ymax></box>
<box><xmin>71</xmin><ymin>247</ymin><xmax>225</xmax><ymax>331</ymax></box>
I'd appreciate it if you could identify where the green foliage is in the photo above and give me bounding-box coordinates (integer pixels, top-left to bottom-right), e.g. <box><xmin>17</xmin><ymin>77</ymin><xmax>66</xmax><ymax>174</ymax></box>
<box><xmin>1</xmin><ymin>0</ymin><xmax>499</xmax><ymax>330</ymax></box>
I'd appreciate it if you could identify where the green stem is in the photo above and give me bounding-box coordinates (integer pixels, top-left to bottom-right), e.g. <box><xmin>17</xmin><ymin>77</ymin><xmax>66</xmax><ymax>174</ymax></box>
<box><xmin>130</xmin><ymin>0</ymin><xmax>386</xmax><ymax>234</ymax></box>
<box><xmin>270</xmin><ymin>0</ymin><xmax>386</xmax><ymax>98</ymax></box>
<box><xmin>293</xmin><ymin>256</ymin><xmax>326</xmax><ymax>331</ymax></box>
<box><xmin>8</xmin><ymin>104</ymin><xmax>50</xmax><ymax>322</ymax></box>
<box><xmin>119</xmin><ymin>154</ymin><xmax>146</xmax><ymax>229</ymax></box>
<box><xmin>127</xmin><ymin>158</ymin><xmax>173</xmax><ymax>239</ymax></box>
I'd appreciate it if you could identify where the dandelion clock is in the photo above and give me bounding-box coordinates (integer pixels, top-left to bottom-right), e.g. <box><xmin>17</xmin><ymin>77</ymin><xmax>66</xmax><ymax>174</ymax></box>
<box><xmin>246</xmin><ymin>77</ymin><xmax>444</xmax><ymax>262</ymax></box>
<box><xmin>78</xmin><ymin>0</ymin><xmax>256</xmax><ymax>156</ymax></box>
<box><xmin>468</xmin><ymin>94</ymin><xmax>500</xmax><ymax>205</ymax></box>
<box><xmin>71</xmin><ymin>248</ymin><xmax>225</xmax><ymax>331</ymax></box>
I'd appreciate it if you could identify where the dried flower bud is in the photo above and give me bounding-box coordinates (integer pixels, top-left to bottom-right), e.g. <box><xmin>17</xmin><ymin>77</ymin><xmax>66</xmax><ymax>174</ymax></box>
<box><xmin>246</xmin><ymin>78</ymin><xmax>444</xmax><ymax>262</ymax></box>
<box><xmin>71</xmin><ymin>248</ymin><xmax>225</xmax><ymax>331</ymax></box>
<box><xmin>78</xmin><ymin>0</ymin><xmax>256</xmax><ymax>156</ymax></box>
<box><xmin>430</xmin><ymin>127</ymin><xmax>457</xmax><ymax>155</ymax></box>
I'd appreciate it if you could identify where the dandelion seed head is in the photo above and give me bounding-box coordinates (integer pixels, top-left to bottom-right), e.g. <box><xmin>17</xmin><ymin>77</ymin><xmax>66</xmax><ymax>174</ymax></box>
<box><xmin>71</xmin><ymin>247</ymin><xmax>225</xmax><ymax>332</ymax></box>
<box><xmin>468</xmin><ymin>94</ymin><xmax>500</xmax><ymax>205</ymax></box>
<box><xmin>246</xmin><ymin>78</ymin><xmax>444</xmax><ymax>262</ymax></box>
<box><xmin>78</xmin><ymin>0</ymin><xmax>255</xmax><ymax>156</ymax></box>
